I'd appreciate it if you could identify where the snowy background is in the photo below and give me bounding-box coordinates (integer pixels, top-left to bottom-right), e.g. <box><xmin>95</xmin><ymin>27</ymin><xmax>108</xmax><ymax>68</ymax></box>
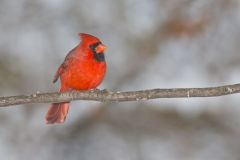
<box><xmin>1</xmin><ymin>0</ymin><xmax>240</xmax><ymax>159</ymax></box>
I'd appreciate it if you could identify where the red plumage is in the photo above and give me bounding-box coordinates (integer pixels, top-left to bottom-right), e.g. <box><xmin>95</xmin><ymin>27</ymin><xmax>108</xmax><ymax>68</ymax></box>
<box><xmin>45</xmin><ymin>33</ymin><xmax>107</xmax><ymax>124</ymax></box>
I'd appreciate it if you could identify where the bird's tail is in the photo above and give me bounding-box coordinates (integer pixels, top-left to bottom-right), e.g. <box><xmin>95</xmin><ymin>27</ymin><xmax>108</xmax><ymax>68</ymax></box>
<box><xmin>45</xmin><ymin>102</ymin><xmax>70</xmax><ymax>124</ymax></box>
<box><xmin>45</xmin><ymin>87</ymin><xmax>70</xmax><ymax>124</ymax></box>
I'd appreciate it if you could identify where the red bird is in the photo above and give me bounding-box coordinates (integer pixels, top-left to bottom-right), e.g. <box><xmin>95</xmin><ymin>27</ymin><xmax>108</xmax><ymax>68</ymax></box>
<box><xmin>45</xmin><ymin>33</ymin><xmax>107</xmax><ymax>124</ymax></box>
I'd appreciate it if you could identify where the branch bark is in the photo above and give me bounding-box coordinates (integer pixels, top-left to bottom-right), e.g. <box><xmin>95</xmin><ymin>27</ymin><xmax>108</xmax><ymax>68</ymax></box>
<box><xmin>1</xmin><ymin>83</ymin><xmax>240</xmax><ymax>107</ymax></box>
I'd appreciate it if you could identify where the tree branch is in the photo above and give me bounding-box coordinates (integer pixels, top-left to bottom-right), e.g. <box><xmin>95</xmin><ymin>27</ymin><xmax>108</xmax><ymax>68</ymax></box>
<box><xmin>1</xmin><ymin>83</ymin><xmax>240</xmax><ymax>107</ymax></box>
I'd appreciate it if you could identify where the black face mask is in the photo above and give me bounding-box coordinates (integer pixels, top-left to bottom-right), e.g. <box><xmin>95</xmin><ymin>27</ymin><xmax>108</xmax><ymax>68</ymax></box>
<box><xmin>89</xmin><ymin>42</ymin><xmax>105</xmax><ymax>62</ymax></box>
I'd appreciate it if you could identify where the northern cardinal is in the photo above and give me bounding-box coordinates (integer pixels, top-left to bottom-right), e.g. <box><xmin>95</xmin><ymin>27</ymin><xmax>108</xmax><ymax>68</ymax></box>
<box><xmin>45</xmin><ymin>33</ymin><xmax>107</xmax><ymax>124</ymax></box>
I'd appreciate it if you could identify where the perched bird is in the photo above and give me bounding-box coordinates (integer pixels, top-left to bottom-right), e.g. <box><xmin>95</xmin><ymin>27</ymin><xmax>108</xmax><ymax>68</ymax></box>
<box><xmin>45</xmin><ymin>33</ymin><xmax>107</xmax><ymax>124</ymax></box>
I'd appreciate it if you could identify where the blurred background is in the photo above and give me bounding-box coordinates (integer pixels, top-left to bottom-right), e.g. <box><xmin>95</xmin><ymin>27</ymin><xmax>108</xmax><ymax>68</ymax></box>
<box><xmin>1</xmin><ymin>0</ymin><xmax>240</xmax><ymax>159</ymax></box>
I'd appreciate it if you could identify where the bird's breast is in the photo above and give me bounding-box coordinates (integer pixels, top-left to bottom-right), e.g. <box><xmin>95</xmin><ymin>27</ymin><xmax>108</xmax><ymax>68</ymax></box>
<box><xmin>61</xmin><ymin>58</ymin><xmax>106</xmax><ymax>90</ymax></box>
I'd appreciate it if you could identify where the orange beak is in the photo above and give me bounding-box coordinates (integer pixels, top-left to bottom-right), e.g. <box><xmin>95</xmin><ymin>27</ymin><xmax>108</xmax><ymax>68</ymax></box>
<box><xmin>96</xmin><ymin>44</ymin><xmax>107</xmax><ymax>53</ymax></box>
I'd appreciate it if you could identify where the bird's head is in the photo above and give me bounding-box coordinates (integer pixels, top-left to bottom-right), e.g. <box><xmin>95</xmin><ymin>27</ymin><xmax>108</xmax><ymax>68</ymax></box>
<box><xmin>79</xmin><ymin>33</ymin><xmax>107</xmax><ymax>62</ymax></box>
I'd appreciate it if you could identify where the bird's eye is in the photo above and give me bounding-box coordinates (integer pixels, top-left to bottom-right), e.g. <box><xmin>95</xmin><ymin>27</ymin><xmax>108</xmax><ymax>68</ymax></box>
<box><xmin>89</xmin><ymin>44</ymin><xmax>95</xmax><ymax>50</ymax></box>
<box><xmin>89</xmin><ymin>42</ymin><xmax>102</xmax><ymax>50</ymax></box>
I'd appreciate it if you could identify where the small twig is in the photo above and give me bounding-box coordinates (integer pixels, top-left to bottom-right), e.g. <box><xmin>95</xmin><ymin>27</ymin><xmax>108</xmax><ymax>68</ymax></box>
<box><xmin>0</xmin><ymin>83</ymin><xmax>240</xmax><ymax>107</ymax></box>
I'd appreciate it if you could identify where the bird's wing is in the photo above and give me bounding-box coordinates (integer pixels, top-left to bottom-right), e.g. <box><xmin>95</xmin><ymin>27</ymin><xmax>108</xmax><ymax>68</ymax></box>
<box><xmin>52</xmin><ymin>47</ymin><xmax>77</xmax><ymax>83</ymax></box>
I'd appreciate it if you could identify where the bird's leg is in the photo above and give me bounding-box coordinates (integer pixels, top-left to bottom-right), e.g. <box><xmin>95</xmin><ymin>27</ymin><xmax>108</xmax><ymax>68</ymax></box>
<box><xmin>89</xmin><ymin>88</ymin><xmax>108</xmax><ymax>93</ymax></box>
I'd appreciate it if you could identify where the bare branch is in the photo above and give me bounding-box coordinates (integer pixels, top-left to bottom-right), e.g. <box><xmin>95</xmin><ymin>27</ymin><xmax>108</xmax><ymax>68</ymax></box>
<box><xmin>0</xmin><ymin>83</ymin><xmax>240</xmax><ymax>107</ymax></box>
